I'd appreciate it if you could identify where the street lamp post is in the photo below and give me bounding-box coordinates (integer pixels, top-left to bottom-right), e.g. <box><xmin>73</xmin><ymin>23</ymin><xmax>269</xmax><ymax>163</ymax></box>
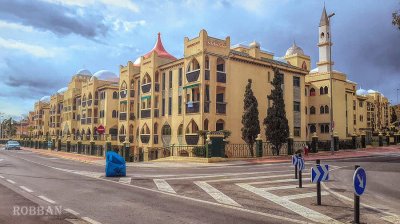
<box><xmin>328</xmin><ymin>12</ymin><xmax>335</xmax><ymax>155</ymax></box>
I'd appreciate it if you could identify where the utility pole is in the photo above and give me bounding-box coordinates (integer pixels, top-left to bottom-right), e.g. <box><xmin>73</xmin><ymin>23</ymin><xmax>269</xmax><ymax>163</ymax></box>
<box><xmin>0</xmin><ymin>112</ymin><xmax>3</xmax><ymax>139</ymax></box>
<box><xmin>328</xmin><ymin>12</ymin><xmax>336</xmax><ymax>155</ymax></box>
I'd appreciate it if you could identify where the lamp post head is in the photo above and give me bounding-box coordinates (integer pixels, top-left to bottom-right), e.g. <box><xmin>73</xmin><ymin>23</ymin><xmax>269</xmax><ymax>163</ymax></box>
<box><xmin>328</xmin><ymin>12</ymin><xmax>335</xmax><ymax>18</ymax></box>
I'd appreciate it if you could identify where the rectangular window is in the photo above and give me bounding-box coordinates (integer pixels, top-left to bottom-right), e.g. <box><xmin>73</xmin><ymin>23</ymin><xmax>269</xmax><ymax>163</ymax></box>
<box><xmin>294</xmin><ymin>127</ymin><xmax>301</xmax><ymax>137</ymax></box>
<box><xmin>168</xmin><ymin>97</ymin><xmax>172</xmax><ymax>115</ymax></box>
<box><xmin>178</xmin><ymin>96</ymin><xmax>182</xmax><ymax>114</ymax></box>
<box><xmin>216</xmin><ymin>93</ymin><xmax>224</xmax><ymax>102</ymax></box>
<box><xmin>359</xmin><ymin>101</ymin><xmax>363</xmax><ymax>107</ymax></box>
<box><xmin>293</xmin><ymin>76</ymin><xmax>300</xmax><ymax>87</ymax></box>
<box><xmin>178</xmin><ymin>68</ymin><xmax>182</xmax><ymax>86</ymax></box>
<box><xmin>162</xmin><ymin>73</ymin><xmax>166</xmax><ymax>90</ymax></box>
<box><xmin>293</xmin><ymin>101</ymin><xmax>300</xmax><ymax>112</ymax></box>
<box><xmin>205</xmin><ymin>85</ymin><xmax>210</xmax><ymax>101</ymax></box>
<box><xmin>162</xmin><ymin>98</ymin><xmax>165</xmax><ymax>116</ymax></box>
<box><xmin>169</xmin><ymin>71</ymin><xmax>172</xmax><ymax>89</ymax></box>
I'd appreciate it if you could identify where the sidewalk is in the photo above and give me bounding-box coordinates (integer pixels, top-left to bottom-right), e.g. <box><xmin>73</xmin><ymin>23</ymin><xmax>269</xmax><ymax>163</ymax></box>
<box><xmin>22</xmin><ymin>145</ymin><xmax>400</xmax><ymax>167</ymax></box>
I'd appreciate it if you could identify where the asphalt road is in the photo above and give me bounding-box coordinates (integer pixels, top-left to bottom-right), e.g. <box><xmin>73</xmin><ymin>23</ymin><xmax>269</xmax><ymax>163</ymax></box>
<box><xmin>0</xmin><ymin>148</ymin><xmax>399</xmax><ymax>224</ymax></box>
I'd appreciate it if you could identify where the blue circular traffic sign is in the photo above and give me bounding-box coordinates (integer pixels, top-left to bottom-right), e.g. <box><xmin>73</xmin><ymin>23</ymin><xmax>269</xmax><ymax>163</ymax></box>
<box><xmin>353</xmin><ymin>167</ymin><xmax>367</xmax><ymax>196</ymax></box>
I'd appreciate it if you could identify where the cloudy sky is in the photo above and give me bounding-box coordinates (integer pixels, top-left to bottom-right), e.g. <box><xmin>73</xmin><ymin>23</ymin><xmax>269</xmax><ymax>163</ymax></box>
<box><xmin>0</xmin><ymin>0</ymin><xmax>399</xmax><ymax>119</ymax></box>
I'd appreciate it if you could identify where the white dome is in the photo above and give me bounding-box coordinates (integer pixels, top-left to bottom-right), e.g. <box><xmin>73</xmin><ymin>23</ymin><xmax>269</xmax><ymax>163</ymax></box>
<box><xmin>356</xmin><ymin>88</ymin><xmax>368</xmax><ymax>96</ymax></box>
<box><xmin>249</xmin><ymin>41</ymin><xmax>260</xmax><ymax>49</ymax></box>
<box><xmin>76</xmin><ymin>69</ymin><xmax>92</xmax><ymax>76</ymax></box>
<box><xmin>57</xmin><ymin>87</ymin><xmax>68</xmax><ymax>94</ymax></box>
<box><xmin>285</xmin><ymin>41</ymin><xmax>304</xmax><ymax>56</ymax></box>
<box><xmin>133</xmin><ymin>57</ymin><xmax>141</xmax><ymax>66</ymax></box>
<box><xmin>367</xmin><ymin>89</ymin><xmax>379</xmax><ymax>94</ymax></box>
<box><xmin>91</xmin><ymin>70</ymin><xmax>119</xmax><ymax>82</ymax></box>
<box><xmin>40</xmin><ymin>96</ymin><xmax>50</xmax><ymax>103</ymax></box>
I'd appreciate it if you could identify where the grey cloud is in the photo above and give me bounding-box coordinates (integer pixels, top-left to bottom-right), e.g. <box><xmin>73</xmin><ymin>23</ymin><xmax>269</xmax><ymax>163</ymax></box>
<box><xmin>0</xmin><ymin>0</ymin><xmax>108</xmax><ymax>39</ymax></box>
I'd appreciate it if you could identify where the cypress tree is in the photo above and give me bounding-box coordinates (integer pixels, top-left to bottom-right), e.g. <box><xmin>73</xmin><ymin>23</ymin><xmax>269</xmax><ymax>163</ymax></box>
<box><xmin>241</xmin><ymin>79</ymin><xmax>260</xmax><ymax>157</ymax></box>
<box><xmin>264</xmin><ymin>68</ymin><xmax>289</xmax><ymax>155</ymax></box>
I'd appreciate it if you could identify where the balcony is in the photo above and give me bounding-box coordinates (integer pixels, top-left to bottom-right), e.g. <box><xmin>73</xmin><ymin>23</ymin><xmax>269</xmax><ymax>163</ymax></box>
<box><xmin>217</xmin><ymin>71</ymin><xmax>226</xmax><ymax>83</ymax></box>
<box><xmin>129</xmin><ymin>113</ymin><xmax>135</xmax><ymax>121</ymax></box>
<box><xmin>216</xmin><ymin>102</ymin><xmax>226</xmax><ymax>114</ymax></box>
<box><xmin>186</xmin><ymin>101</ymin><xmax>200</xmax><ymax>114</ymax></box>
<box><xmin>130</xmin><ymin>90</ymin><xmax>135</xmax><ymax>97</ymax></box>
<box><xmin>140</xmin><ymin>134</ymin><xmax>150</xmax><ymax>144</ymax></box>
<box><xmin>154</xmin><ymin>83</ymin><xmax>160</xmax><ymax>92</ymax></box>
<box><xmin>141</xmin><ymin>109</ymin><xmax>151</xmax><ymax>119</ymax></box>
<box><xmin>185</xmin><ymin>134</ymin><xmax>199</xmax><ymax>145</ymax></box>
<box><xmin>120</xmin><ymin>90</ymin><xmax>127</xmax><ymax>98</ymax></box>
<box><xmin>154</xmin><ymin>109</ymin><xmax>159</xmax><ymax>118</ymax></box>
<box><xmin>119</xmin><ymin>112</ymin><xmax>127</xmax><ymax>121</ymax></box>
<box><xmin>87</xmin><ymin>100</ymin><xmax>92</xmax><ymax>106</ymax></box>
<box><xmin>205</xmin><ymin>69</ymin><xmax>210</xmax><ymax>80</ymax></box>
<box><xmin>186</xmin><ymin>69</ymin><xmax>200</xmax><ymax>83</ymax></box>
<box><xmin>204</xmin><ymin>102</ymin><xmax>210</xmax><ymax>113</ymax></box>
<box><xmin>141</xmin><ymin>83</ymin><xmax>151</xmax><ymax>93</ymax></box>
<box><xmin>153</xmin><ymin>135</ymin><xmax>159</xmax><ymax>144</ymax></box>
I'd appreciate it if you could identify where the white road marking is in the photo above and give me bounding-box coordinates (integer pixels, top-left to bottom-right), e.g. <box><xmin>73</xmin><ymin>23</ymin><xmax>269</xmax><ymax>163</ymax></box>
<box><xmin>6</xmin><ymin>179</ymin><xmax>16</xmax><ymax>184</ymax></box>
<box><xmin>261</xmin><ymin>184</ymin><xmax>314</xmax><ymax>191</ymax></box>
<box><xmin>163</xmin><ymin>170</ymin><xmax>293</xmax><ymax>180</ymax></box>
<box><xmin>64</xmin><ymin>208</ymin><xmax>79</xmax><ymax>216</ymax></box>
<box><xmin>237</xmin><ymin>183</ymin><xmax>343</xmax><ymax>224</ymax></box>
<box><xmin>153</xmin><ymin>179</ymin><xmax>176</xmax><ymax>194</ymax></box>
<box><xmin>38</xmin><ymin>195</ymin><xmax>56</xmax><ymax>204</ymax></box>
<box><xmin>118</xmin><ymin>177</ymin><xmax>132</xmax><ymax>184</ymax></box>
<box><xmin>246</xmin><ymin>178</ymin><xmax>311</xmax><ymax>185</ymax></box>
<box><xmin>381</xmin><ymin>215</ymin><xmax>400</xmax><ymax>224</ymax></box>
<box><xmin>0</xmin><ymin>175</ymin><xmax>4</xmax><ymax>178</ymax></box>
<box><xmin>194</xmin><ymin>181</ymin><xmax>242</xmax><ymax>207</ymax></box>
<box><xmin>9</xmin><ymin>154</ymin><xmax>309</xmax><ymax>224</ymax></box>
<box><xmin>19</xmin><ymin>186</ymin><xmax>33</xmax><ymax>193</ymax></box>
<box><xmin>0</xmin><ymin>158</ymin><xmax>3</xmax><ymax>162</ymax></box>
<box><xmin>72</xmin><ymin>171</ymin><xmax>103</xmax><ymax>178</ymax></box>
<box><xmin>206</xmin><ymin>173</ymin><xmax>309</xmax><ymax>183</ymax></box>
<box><xmin>82</xmin><ymin>217</ymin><xmax>102</xmax><ymax>224</ymax></box>
<box><xmin>283</xmin><ymin>191</ymin><xmax>329</xmax><ymax>200</ymax></box>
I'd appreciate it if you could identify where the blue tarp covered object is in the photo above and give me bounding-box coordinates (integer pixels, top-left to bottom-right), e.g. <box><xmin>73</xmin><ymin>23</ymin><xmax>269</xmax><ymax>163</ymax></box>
<box><xmin>105</xmin><ymin>151</ymin><xmax>126</xmax><ymax>177</ymax></box>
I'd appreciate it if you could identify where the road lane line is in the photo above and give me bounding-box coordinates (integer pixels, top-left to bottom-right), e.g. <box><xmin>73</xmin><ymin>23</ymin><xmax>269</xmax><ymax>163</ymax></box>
<box><xmin>163</xmin><ymin>170</ymin><xmax>293</xmax><ymax>180</ymax></box>
<box><xmin>261</xmin><ymin>184</ymin><xmax>314</xmax><ymax>191</ymax></box>
<box><xmin>237</xmin><ymin>183</ymin><xmax>343</xmax><ymax>224</ymax></box>
<box><xmin>246</xmin><ymin>178</ymin><xmax>311</xmax><ymax>185</ymax></box>
<box><xmin>82</xmin><ymin>217</ymin><xmax>102</xmax><ymax>224</ymax></box>
<box><xmin>118</xmin><ymin>177</ymin><xmax>132</xmax><ymax>184</ymax></box>
<box><xmin>19</xmin><ymin>186</ymin><xmax>33</xmax><ymax>193</ymax></box>
<box><xmin>6</xmin><ymin>179</ymin><xmax>16</xmax><ymax>184</ymax></box>
<box><xmin>283</xmin><ymin>191</ymin><xmax>329</xmax><ymax>200</ymax></box>
<box><xmin>38</xmin><ymin>195</ymin><xmax>56</xmax><ymax>204</ymax></box>
<box><xmin>153</xmin><ymin>179</ymin><xmax>176</xmax><ymax>194</ymax></box>
<box><xmin>0</xmin><ymin>175</ymin><xmax>4</xmax><ymax>178</ymax></box>
<box><xmin>64</xmin><ymin>208</ymin><xmax>79</xmax><ymax>216</ymax></box>
<box><xmin>194</xmin><ymin>181</ymin><xmax>242</xmax><ymax>207</ymax></box>
<box><xmin>381</xmin><ymin>215</ymin><xmax>400</xmax><ymax>224</ymax></box>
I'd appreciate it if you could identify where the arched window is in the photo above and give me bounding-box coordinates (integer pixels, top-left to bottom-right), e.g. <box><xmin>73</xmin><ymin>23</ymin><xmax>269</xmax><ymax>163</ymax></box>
<box><xmin>320</xmin><ymin>106</ymin><xmax>325</xmax><ymax>114</ymax></box>
<box><xmin>301</xmin><ymin>61</ymin><xmax>307</xmax><ymax>70</ymax></box>
<box><xmin>112</xmin><ymin>91</ymin><xmax>118</xmax><ymax>99</ymax></box>
<box><xmin>119</xmin><ymin>125</ymin><xmax>126</xmax><ymax>135</ymax></box>
<box><xmin>121</xmin><ymin>81</ymin><xmax>127</xmax><ymax>90</ymax></box>
<box><xmin>320</xmin><ymin>125</ymin><xmax>325</xmax><ymax>133</ymax></box>
<box><xmin>320</xmin><ymin>32</ymin><xmax>325</xmax><ymax>39</ymax></box>
<box><xmin>112</xmin><ymin>110</ymin><xmax>117</xmax><ymax>118</ymax></box>
<box><xmin>130</xmin><ymin>79</ymin><xmax>135</xmax><ymax>89</ymax></box>
<box><xmin>216</xmin><ymin>58</ymin><xmax>225</xmax><ymax>72</ymax></box>
<box><xmin>94</xmin><ymin>91</ymin><xmax>98</xmax><ymax>99</ymax></box>
<box><xmin>154</xmin><ymin>123</ymin><xmax>158</xmax><ymax>135</ymax></box>
<box><xmin>310</xmin><ymin>124</ymin><xmax>316</xmax><ymax>133</ymax></box>
<box><xmin>205</xmin><ymin>56</ymin><xmax>210</xmax><ymax>69</ymax></box>
<box><xmin>320</xmin><ymin>87</ymin><xmax>324</xmax><ymax>95</ymax></box>
<box><xmin>161</xmin><ymin>124</ymin><xmax>171</xmax><ymax>136</ymax></box>
<box><xmin>310</xmin><ymin>106</ymin><xmax>316</xmax><ymax>115</ymax></box>
<box><xmin>88</xmin><ymin>93</ymin><xmax>92</xmax><ymax>100</ymax></box>
<box><xmin>310</xmin><ymin>88</ymin><xmax>316</xmax><ymax>96</ymax></box>
<box><xmin>216</xmin><ymin>119</ymin><xmax>225</xmax><ymax>131</ymax></box>
<box><xmin>141</xmin><ymin>124</ymin><xmax>150</xmax><ymax>134</ymax></box>
<box><xmin>324</xmin><ymin>105</ymin><xmax>329</xmax><ymax>114</ymax></box>
<box><xmin>324</xmin><ymin>86</ymin><xmax>328</xmax><ymax>94</ymax></box>
<box><xmin>142</xmin><ymin>73</ymin><xmax>152</xmax><ymax>84</ymax></box>
<box><xmin>186</xmin><ymin>120</ymin><xmax>199</xmax><ymax>134</ymax></box>
<box><xmin>187</xmin><ymin>58</ymin><xmax>200</xmax><ymax>72</ymax></box>
<box><xmin>204</xmin><ymin>119</ymin><xmax>209</xmax><ymax>131</ymax></box>
<box><xmin>324</xmin><ymin>125</ymin><xmax>330</xmax><ymax>133</ymax></box>
<box><xmin>177</xmin><ymin>124</ymin><xmax>183</xmax><ymax>136</ymax></box>
<box><xmin>155</xmin><ymin>71</ymin><xmax>159</xmax><ymax>83</ymax></box>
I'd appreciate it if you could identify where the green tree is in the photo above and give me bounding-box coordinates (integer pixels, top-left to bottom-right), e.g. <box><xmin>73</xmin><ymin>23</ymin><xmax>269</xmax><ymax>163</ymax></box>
<box><xmin>393</xmin><ymin>10</ymin><xmax>400</xmax><ymax>30</ymax></box>
<box><xmin>2</xmin><ymin>118</ymin><xmax>17</xmax><ymax>138</ymax></box>
<box><xmin>241</xmin><ymin>79</ymin><xmax>260</xmax><ymax>157</ymax></box>
<box><xmin>264</xmin><ymin>68</ymin><xmax>289</xmax><ymax>156</ymax></box>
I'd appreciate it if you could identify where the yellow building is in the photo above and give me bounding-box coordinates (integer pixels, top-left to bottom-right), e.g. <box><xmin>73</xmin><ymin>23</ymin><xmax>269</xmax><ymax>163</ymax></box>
<box><xmin>33</xmin><ymin>96</ymin><xmax>50</xmax><ymax>138</ymax></box>
<box><xmin>49</xmin><ymin>88</ymin><xmax>65</xmax><ymax>138</ymax></box>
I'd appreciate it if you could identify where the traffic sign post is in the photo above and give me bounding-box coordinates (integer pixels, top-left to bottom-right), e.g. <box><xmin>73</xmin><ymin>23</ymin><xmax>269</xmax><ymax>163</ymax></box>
<box><xmin>292</xmin><ymin>154</ymin><xmax>299</xmax><ymax>179</ymax></box>
<box><xmin>353</xmin><ymin>165</ymin><xmax>367</xmax><ymax>224</ymax></box>
<box><xmin>297</xmin><ymin>156</ymin><xmax>305</xmax><ymax>188</ymax></box>
<box><xmin>311</xmin><ymin>159</ymin><xmax>329</xmax><ymax>205</ymax></box>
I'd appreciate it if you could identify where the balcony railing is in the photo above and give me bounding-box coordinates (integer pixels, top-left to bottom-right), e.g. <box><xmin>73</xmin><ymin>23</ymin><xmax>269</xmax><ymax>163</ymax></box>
<box><xmin>141</xmin><ymin>109</ymin><xmax>151</xmax><ymax>119</ymax></box>
<box><xmin>119</xmin><ymin>112</ymin><xmax>127</xmax><ymax>121</ymax></box>
<box><xmin>154</xmin><ymin>109</ymin><xmax>159</xmax><ymax>118</ymax></box>
<box><xmin>216</xmin><ymin>102</ymin><xmax>226</xmax><ymax>114</ymax></box>
<box><xmin>141</xmin><ymin>83</ymin><xmax>151</xmax><ymax>93</ymax></box>
<box><xmin>140</xmin><ymin>134</ymin><xmax>150</xmax><ymax>144</ymax></box>
<box><xmin>205</xmin><ymin>69</ymin><xmax>210</xmax><ymax>80</ymax></box>
<box><xmin>186</xmin><ymin>69</ymin><xmax>200</xmax><ymax>83</ymax></box>
<box><xmin>186</xmin><ymin>101</ymin><xmax>200</xmax><ymax>114</ymax></box>
<box><xmin>120</xmin><ymin>90</ymin><xmax>127</xmax><ymax>98</ymax></box>
<box><xmin>129</xmin><ymin>113</ymin><xmax>135</xmax><ymax>120</ymax></box>
<box><xmin>155</xmin><ymin>83</ymin><xmax>160</xmax><ymax>92</ymax></box>
<box><xmin>204</xmin><ymin>101</ymin><xmax>210</xmax><ymax>113</ymax></box>
<box><xmin>217</xmin><ymin>71</ymin><xmax>226</xmax><ymax>83</ymax></box>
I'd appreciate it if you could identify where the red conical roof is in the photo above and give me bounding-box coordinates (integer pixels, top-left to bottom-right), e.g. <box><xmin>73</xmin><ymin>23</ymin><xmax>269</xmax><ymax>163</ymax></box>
<box><xmin>143</xmin><ymin>33</ymin><xmax>176</xmax><ymax>60</ymax></box>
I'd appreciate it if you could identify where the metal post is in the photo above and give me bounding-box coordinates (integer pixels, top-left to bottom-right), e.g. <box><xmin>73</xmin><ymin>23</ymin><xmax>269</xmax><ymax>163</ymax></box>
<box><xmin>354</xmin><ymin>165</ymin><xmax>360</xmax><ymax>224</ymax></box>
<box><xmin>295</xmin><ymin>162</ymin><xmax>298</xmax><ymax>179</ymax></box>
<box><xmin>328</xmin><ymin>12</ymin><xmax>335</xmax><ymax>155</ymax></box>
<box><xmin>299</xmin><ymin>168</ymin><xmax>302</xmax><ymax>188</ymax></box>
<box><xmin>316</xmin><ymin>159</ymin><xmax>321</xmax><ymax>205</ymax></box>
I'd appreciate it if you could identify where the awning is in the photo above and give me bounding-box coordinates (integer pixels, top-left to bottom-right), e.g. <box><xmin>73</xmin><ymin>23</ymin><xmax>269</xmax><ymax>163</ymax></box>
<box><xmin>141</xmin><ymin>95</ymin><xmax>151</xmax><ymax>100</ymax></box>
<box><xmin>183</xmin><ymin>83</ymin><xmax>200</xmax><ymax>89</ymax></box>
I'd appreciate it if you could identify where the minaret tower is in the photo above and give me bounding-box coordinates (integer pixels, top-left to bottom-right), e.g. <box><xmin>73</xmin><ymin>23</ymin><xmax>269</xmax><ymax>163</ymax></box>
<box><xmin>317</xmin><ymin>6</ymin><xmax>333</xmax><ymax>73</ymax></box>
